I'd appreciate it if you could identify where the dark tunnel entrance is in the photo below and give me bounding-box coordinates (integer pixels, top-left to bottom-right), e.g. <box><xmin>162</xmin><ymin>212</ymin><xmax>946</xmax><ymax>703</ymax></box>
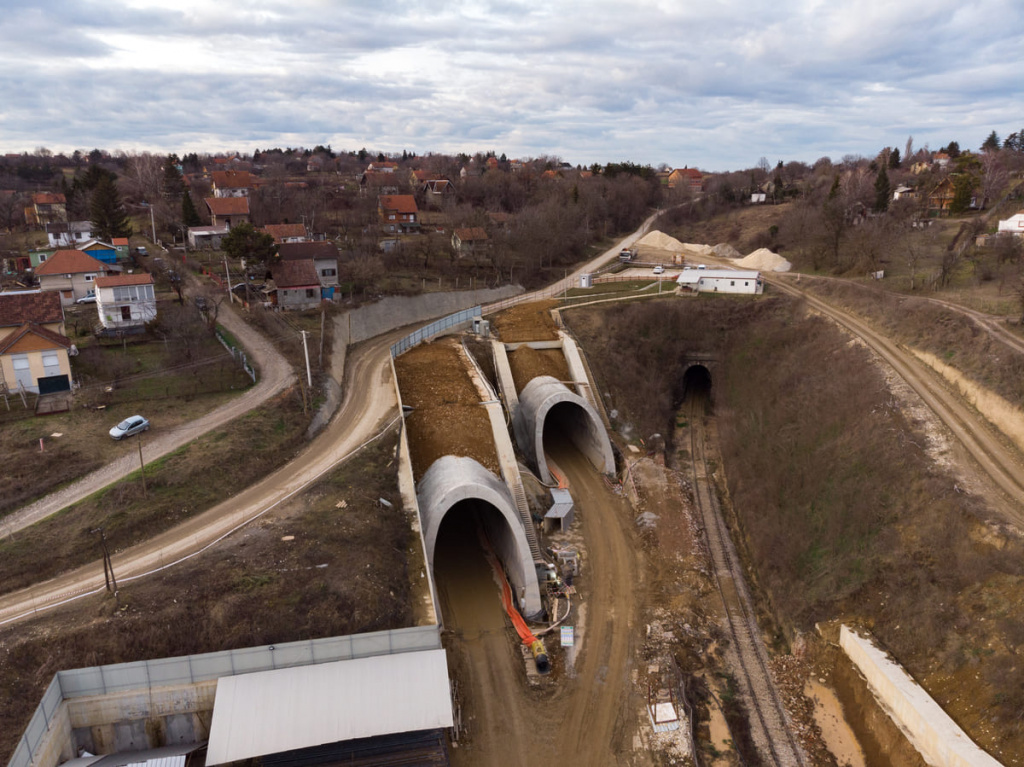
<box><xmin>666</xmin><ymin>364</ymin><xmax>712</xmax><ymax>467</ymax></box>
<box><xmin>433</xmin><ymin>499</ymin><xmax>519</xmax><ymax>634</ymax></box>
<box><xmin>541</xmin><ymin>400</ymin><xmax>605</xmax><ymax>479</ymax></box>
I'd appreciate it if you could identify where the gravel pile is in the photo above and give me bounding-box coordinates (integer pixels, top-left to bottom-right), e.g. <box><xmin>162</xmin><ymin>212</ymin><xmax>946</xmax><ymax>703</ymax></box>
<box><xmin>736</xmin><ymin>248</ymin><xmax>792</xmax><ymax>272</ymax></box>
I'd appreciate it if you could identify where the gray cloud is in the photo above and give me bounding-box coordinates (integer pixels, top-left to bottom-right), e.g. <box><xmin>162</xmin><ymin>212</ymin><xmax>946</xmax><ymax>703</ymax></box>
<box><xmin>0</xmin><ymin>0</ymin><xmax>1021</xmax><ymax>169</ymax></box>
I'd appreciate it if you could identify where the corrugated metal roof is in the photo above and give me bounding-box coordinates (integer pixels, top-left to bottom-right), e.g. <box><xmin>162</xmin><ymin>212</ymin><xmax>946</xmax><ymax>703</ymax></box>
<box><xmin>546</xmin><ymin>488</ymin><xmax>574</xmax><ymax>519</ymax></box>
<box><xmin>676</xmin><ymin>269</ymin><xmax>760</xmax><ymax>284</ymax></box>
<box><xmin>205</xmin><ymin>648</ymin><xmax>453</xmax><ymax>765</ymax></box>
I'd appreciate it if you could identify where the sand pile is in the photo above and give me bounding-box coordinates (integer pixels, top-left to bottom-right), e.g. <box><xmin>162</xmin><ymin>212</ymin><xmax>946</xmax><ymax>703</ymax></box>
<box><xmin>713</xmin><ymin>243</ymin><xmax>743</xmax><ymax>259</ymax></box>
<box><xmin>736</xmin><ymin>248</ymin><xmax>792</xmax><ymax>272</ymax></box>
<box><xmin>636</xmin><ymin>230</ymin><xmax>686</xmax><ymax>251</ymax></box>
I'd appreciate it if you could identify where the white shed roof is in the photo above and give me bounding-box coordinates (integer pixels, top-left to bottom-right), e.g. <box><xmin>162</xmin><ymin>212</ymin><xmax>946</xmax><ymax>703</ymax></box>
<box><xmin>205</xmin><ymin>649</ymin><xmax>453</xmax><ymax>765</ymax></box>
<box><xmin>676</xmin><ymin>269</ymin><xmax>760</xmax><ymax>285</ymax></box>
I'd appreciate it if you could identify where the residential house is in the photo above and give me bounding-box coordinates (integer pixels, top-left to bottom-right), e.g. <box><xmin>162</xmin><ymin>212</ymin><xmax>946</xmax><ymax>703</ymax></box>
<box><xmin>417</xmin><ymin>211</ymin><xmax>451</xmax><ymax>233</ymax></box>
<box><xmin>46</xmin><ymin>221</ymin><xmax>93</xmax><ymax>247</ymax></box>
<box><xmin>422</xmin><ymin>178</ymin><xmax>455</xmax><ymax>200</ymax></box>
<box><xmin>366</xmin><ymin>161</ymin><xmax>398</xmax><ymax>173</ymax></box>
<box><xmin>509</xmin><ymin>159</ymin><xmax>525</xmax><ymax>173</ymax></box>
<box><xmin>28</xmin><ymin>249</ymin><xmax>56</xmax><ymax>269</ymax></box>
<box><xmin>188</xmin><ymin>225</ymin><xmax>230</xmax><ymax>249</ymax></box>
<box><xmin>360</xmin><ymin>171</ymin><xmax>400</xmax><ymax>195</ymax></box>
<box><xmin>668</xmin><ymin>168</ymin><xmax>704</xmax><ymax>193</ymax></box>
<box><xmin>452</xmin><ymin>227</ymin><xmax>489</xmax><ymax>257</ymax></box>
<box><xmin>378</xmin><ymin>194</ymin><xmax>419</xmax><ymax>234</ymax></box>
<box><xmin>927</xmin><ymin>178</ymin><xmax>955</xmax><ymax>216</ymax></box>
<box><xmin>460</xmin><ymin>161</ymin><xmax>483</xmax><ymax>179</ymax></box>
<box><xmin>205</xmin><ymin>197</ymin><xmax>250</xmax><ymax>228</ymax></box>
<box><xmin>278</xmin><ymin>241</ymin><xmax>339</xmax><ymax>296</ymax></box>
<box><xmin>263</xmin><ymin>223</ymin><xmax>308</xmax><ymax>244</ymax></box>
<box><xmin>210</xmin><ymin>170</ymin><xmax>254</xmax><ymax>197</ymax></box>
<box><xmin>77</xmin><ymin>239</ymin><xmax>118</xmax><ymax>265</ymax></box>
<box><xmin>112</xmin><ymin>237</ymin><xmax>131</xmax><ymax>260</ymax></box>
<box><xmin>676</xmin><ymin>269</ymin><xmax>763</xmax><ymax>295</ymax></box>
<box><xmin>34</xmin><ymin>250</ymin><xmax>114</xmax><ymax>305</ymax></box>
<box><xmin>892</xmin><ymin>185</ymin><xmax>918</xmax><ymax>201</ymax></box>
<box><xmin>25</xmin><ymin>192</ymin><xmax>67</xmax><ymax>226</ymax></box>
<box><xmin>0</xmin><ymin>290</ymin><xmax>72</xmax><ymax>395</ymax></box>
<box><xmin>271</xmin><ymin>259</ymin><xmax>322</xmax><ymax>310</ymax></box>
<box><xmin>910</xmin><ymin>161</ymin><xmax>931</xmax><ymax>175</ymax></box>
<box><xmin>998</xmin><ymin>211</ymin><xmax>1024</xmax><ymax>236</ymax></box>
<box><xmin>485</xmin><ymin>157</ymin><xmax>499</xmax><ymax>171</ymax></box>
<box><xmin>933</xmin><ymin>152</ymin><xmax>951</xmax><ymax>169</ymax></box>
<box><xmin>95</xmin><ymin>273</ymin><xmax>157</xmax><ymax>330</ymax></box>
<box><xmin>487</xmin><ymin>211</ymin><xmax>511</xmax><ymax>229</ymax></box>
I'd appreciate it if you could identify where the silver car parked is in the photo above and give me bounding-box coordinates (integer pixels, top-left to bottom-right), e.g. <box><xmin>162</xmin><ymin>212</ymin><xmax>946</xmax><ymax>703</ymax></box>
<box><xmin>109</xmin><ymin>415</ymin><xmax>150</xmax><ymax>440</ymax></box>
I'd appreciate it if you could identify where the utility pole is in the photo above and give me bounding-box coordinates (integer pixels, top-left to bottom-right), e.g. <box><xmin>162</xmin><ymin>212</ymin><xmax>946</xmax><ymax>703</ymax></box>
<box><xmin>149</xmin><ymin>204</ymin><xmax>156</xmax><ymax>245</ymax></box>
<box><xmin>137</xmin><ymin>432</ymin><xmax>147</xmax><ymax>497</ymax></box>
<box><xmin>224</xmin><ymin>257</ymin><xmax>232</xmax><ymax>301</ymax></box>
<box><xmin>300</xmin><ymin>330</ymin><xmax>312</xmax><ymax>388</ymax></box>
<box><xmin>92</xmin><ymin>527</ymin><xmax>117</xmax><ymax>594</ymax></box>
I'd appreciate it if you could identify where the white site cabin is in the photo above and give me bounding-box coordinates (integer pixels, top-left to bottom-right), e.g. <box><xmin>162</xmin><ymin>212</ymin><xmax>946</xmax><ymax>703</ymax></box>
<box><xmin>676</xmin><ymin>268</ymin><xmax>763</xmax><ymax>294</ymax></box>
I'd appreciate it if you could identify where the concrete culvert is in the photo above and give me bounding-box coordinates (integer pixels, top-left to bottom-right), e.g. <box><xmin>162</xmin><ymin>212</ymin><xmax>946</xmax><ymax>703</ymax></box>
<box><xmin>515</xmin><ymin>376</ymin><xmax>614</xmax><ymax>485</ymax></box>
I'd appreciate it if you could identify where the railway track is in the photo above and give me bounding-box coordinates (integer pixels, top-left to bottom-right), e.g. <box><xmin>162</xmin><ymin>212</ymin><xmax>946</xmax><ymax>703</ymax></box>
<box><xmin>686</xmin><ymin>392</ymin><xmax>808</xmax><ymax>767</ymax></box>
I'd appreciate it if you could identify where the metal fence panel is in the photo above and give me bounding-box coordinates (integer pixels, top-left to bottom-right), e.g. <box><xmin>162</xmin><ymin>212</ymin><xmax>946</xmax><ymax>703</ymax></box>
<box><xmin>57</xmin><ymin>666</ymin><xmax>108</xmax><ymax>697</ymax></box>
<box><xmin>311</xmin><ymin>634</ymin><xmax>354</xmax><ymax>663</ymax></box>
<box><xmin>188</xmin><ymin>652</ymin><xmax>235</xmax><ymax>682</ymax></box>
<box><xmin>146</xmin><ymin>656</ymin><xmax>195</xmax><ymax>688</ymax></box>
<box><xmin>100</xmin><ymin>660</ymin><xmax>151</xmax><ymax>694</ymax></box>
<box><xmin>271</xmin><ymin>640</ymin><xmax>315</xmax><ymax>670</ymax></box>
<box><xmin>390</xmin><ymin>306</ymin><xmax>481</xmax><ymax>357</ymax></box>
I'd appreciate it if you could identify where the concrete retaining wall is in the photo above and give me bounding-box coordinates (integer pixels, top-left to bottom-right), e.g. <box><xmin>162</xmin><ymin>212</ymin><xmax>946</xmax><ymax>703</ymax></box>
<box><xmin>839</xmin><ymin>625</ymin><xmax>1002</xmax><ymax>767</ymax></box>
<box><xmin>346</xmin><ymin>287</ymin><xmax>522</xmax><ymax>345</ymax></box>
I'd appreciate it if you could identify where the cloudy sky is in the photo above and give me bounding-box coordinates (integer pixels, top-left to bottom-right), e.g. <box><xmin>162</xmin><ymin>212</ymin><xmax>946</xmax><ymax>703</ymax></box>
<box><xmin>0</xmin><ymin>0</ymin><xmax>1021</xmax><ymax>171</ymax></box>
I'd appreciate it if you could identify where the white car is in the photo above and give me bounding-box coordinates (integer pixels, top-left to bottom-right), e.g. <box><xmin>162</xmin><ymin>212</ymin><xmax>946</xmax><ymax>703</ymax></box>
<box><xmin>653</xmin><ymin>265</ymin><xmax>665</xmax><ymax>275</ymax></box>
<box><xmin>109</xmin><ymin>415</ymin><xmax>150</xmax><ymax>440</ymax></box>
<box><xmin>75</xmin><ymin>292</ymin><xmax>97</xmax><ymax>304</ymax></box>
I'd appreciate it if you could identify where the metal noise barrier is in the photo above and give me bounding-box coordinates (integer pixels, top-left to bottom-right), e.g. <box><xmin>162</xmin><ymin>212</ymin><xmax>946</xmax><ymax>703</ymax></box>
<box><xmin>390</xmin><ymin>306</ymin><xmax>482</xmax><ymax>358</ymax></box>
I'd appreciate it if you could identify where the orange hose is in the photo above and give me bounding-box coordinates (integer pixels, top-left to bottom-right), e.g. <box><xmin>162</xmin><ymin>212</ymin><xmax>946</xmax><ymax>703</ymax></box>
<box><xmin>478</xmin><ymin>527</ymin><xmax>537</xmax><ymax>645</ymax></box>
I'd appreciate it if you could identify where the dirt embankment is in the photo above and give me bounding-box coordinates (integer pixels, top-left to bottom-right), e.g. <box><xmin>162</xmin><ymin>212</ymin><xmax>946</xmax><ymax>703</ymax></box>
<box><xmin>490</xmin><ymin>300</ymin><xmax>561</xmax><ymax>342</ymax></box>
<box><xmin>507</xmin><ymin>346</ymin><xmax>570</xmax><ymax>393</ymax></box>
<box><xmin>393</xmin><ymin>339</ymin><xmax>499</xmax><ymax>480</ymax></box>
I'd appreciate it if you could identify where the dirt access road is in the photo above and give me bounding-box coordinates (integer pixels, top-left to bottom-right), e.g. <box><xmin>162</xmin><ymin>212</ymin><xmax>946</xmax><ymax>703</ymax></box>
<box><xmin>443</xmin><ymin>435</ymin><xmax>644</xmax><ymax>766</ymax></box>
<box><xmin>0</xmin><ymin>330</ymin><xmax>400</xmax><ymax>627</ymax></box>
<box><xmin>2</xmin><ymin>299</ymin><xmax>296</xmax><ymax>538</ymax></box>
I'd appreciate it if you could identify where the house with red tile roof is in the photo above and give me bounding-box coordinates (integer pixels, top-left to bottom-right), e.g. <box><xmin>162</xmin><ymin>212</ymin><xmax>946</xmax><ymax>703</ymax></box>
<box><xmin>205</xmin><ymin>197</ymin><xmax>250</xmax><ymax>228</ymax></box>
<box><xmin>34</xmin><ymin>250</ymin><xmax>114</xmax><ymax>305</ymax></box>
<box><xmin>0</xmin><ymin>321</ymin><xmax>73</xmax><ymax>395</ymax></box>
<box><xmin>211</xmin><ymin>170</ymin><xmax>254</xmax><ymax>198</ymax></box>
<box><xmin>262</xmin><ymin>223</ymin><xmax>308</xmax><ymax>244</ymax></box>
<box><xmin>95</xmin><ymin>273</ymin><xmax>156</xmax><ymax>330</ymax></box>
<box><xmin>270</xmin><ymin>259</ymin><xmax>321</xmax><ymax>310</ymax></box>
<box><xmin>668</xmin><ymin>168</ymin><xmax>703</xmax><ymax>193</ymax></box>
<box><xmin>452</xmin><ymin>227</ymin><xmax>489</xmax><ymax>256</ymax></box>
<box><xmin>25</xmin><ymin>192</ymin><xmax>67</xmax><ymax>226</ymax></box>
<box><xmin>378</xmin><ymin>195</ymin><xmax>419</xmax><ymax>233</ymax></box>
<box><xmin>0</xmin><ymin>291</ymin><xmax>65</xmax><ymax>342</ymax></box>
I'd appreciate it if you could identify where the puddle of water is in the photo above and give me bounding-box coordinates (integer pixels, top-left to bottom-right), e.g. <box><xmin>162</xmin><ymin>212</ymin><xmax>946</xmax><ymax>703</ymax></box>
<box><xmin>805</xmin><ymin>678</ymin><xmax>866</xmax><ymax>767</ymax></box>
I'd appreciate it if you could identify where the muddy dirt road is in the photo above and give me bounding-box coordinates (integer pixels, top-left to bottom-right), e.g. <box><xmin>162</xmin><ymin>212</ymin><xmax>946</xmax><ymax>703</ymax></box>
<box><xmin>0</xmin><ymin>330</ymin><xmax>401</xmax><ymax>627</ymax></box>
<box><xmin>445</xmin><ymin>434</ymin><xmax>645</xmax><ymax>766</ymax></box>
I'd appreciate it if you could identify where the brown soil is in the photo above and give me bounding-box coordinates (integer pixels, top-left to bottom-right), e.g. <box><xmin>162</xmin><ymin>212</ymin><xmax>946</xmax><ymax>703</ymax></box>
<box><xmin>490</xmin><ymin>299</ymin><xmax>561</xmax><ymax>342</ymax></box>
<box><xmin>507</xmin><ymin>346</ymin><xmax>571</xmax><ymax>393</ymax></box>
<box><xmin>393</xmin><ymin>339</ymin><xmax>499</xmax><ymax>481</ymax></box>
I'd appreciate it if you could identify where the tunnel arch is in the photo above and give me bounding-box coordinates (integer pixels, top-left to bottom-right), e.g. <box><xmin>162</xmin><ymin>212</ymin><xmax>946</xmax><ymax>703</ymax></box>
<box><xmin>681</xmin><ymin>363</ymin><xmax>712</xmax><ymax>399</ymax></box>
<box><xmin>417</xmin><ymin>455</ymin><xmax>542</xmax><ymax>619</ymax></box>
<box><xmin>514</xmin><ymin>375</ymin><xmax>615</xmax><ymax>485</ymax></box>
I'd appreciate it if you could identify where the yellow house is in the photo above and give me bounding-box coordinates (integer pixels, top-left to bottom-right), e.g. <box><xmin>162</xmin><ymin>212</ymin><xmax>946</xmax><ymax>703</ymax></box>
<box><xmin>0</xmin><ymin>291</ymin><xmax>72</xmax><ymax>395</ymax></box>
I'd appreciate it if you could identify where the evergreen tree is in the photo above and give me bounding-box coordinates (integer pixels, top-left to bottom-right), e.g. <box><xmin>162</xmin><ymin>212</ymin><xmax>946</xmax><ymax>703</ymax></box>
<box><xmin>950</xmin><ymin>174</ymin><xmax>975</xmax><ymax>215</ymax></box>
<box><xmin>162</xmin><ymin>154</ymin><xmax>184</xmax><ymax>201</ymax></box>
<box><xmin>90</xmin><ymin>175</ymin><xmax>132</xmax><ymax>240</ymax></box>
<box><xmin>182</xmin><ymin>192</ymin><xmax>202</xmax><ymax>227</ymax></box>
<box><xmin>888</xmin><ymin>147</ymin><xmax>901</xmax><ymax>168</ymax></box>
<box><xmin>827</xmin><ymin>173</ymin><xmax>841</xmax><ymax>200</ymax></box>
<box><xmin>981</xmin><ymin>131</ymin><xmax>1001</xmax><ymax>152</ymax></box>
<box><xmin>222</xmin><ymin>223</ymin><xmax>277</xmax><ymax>276</ymax></box>
<box><xmin>873</xmin><ymin>165</ymin><xmax>891</xmax><ymax>212</ymax></box>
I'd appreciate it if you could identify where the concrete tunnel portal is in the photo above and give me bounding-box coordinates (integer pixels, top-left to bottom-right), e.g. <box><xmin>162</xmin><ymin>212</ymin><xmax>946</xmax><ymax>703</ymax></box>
<box><xmin>417</xmin><ymin>456</ymin><xmax>543</xmax><ymax>620</ymax></box>
<box><xmin>515</xmin><ymin>375</ymin><xmax>615</xmax><ymax>485</ymax></box>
